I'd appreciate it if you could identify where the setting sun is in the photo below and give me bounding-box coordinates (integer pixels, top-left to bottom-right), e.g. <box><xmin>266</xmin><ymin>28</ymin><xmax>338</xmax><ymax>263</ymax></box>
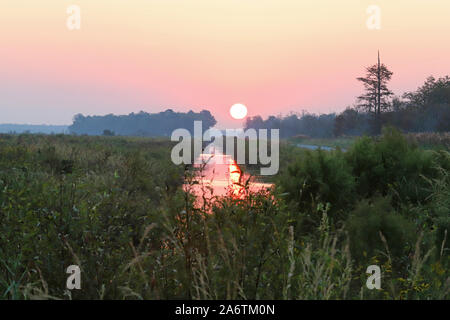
<box><xmin>230</xmin><ymin>103</ymin><xmax>248</xmax><ymax>120</ymax></box>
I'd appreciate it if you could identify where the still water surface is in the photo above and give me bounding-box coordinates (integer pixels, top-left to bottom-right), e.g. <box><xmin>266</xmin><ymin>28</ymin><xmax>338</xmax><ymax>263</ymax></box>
<box><xmin>183</xmin><ymin>150</ymin><xmax>273</xmax><ymax>204</ymax></box>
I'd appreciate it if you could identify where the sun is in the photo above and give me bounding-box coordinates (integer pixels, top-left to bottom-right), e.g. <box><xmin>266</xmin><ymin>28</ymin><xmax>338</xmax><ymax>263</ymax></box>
<box><xmin>230</xmin><ymin>103</ymin><xmax>248</xmax><ymax>120</ymax></box>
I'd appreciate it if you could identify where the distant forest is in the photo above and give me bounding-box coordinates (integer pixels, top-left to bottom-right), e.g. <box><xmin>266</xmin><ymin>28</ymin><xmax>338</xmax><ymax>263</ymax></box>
<box><xmin>0</xmin><ymin>124</ymin><xmax>68</xmax><ymax>134</ymax></box>
<box><xmin>3</xmin><ymin>73</ymin><xmax>448</xmax><ymax>138</ymax></box>
<box><xmin>69</xmin><ymin>109</ymin><xmax>217</xmax><ymax>136</ymax></box>
<box><xmin>245</xmin><ymin>75</ymin><xmax>450</xmax><ymax>138</ymax></box>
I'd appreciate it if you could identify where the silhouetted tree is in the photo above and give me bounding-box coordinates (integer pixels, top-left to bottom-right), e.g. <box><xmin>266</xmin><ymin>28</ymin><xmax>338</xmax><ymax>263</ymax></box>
<box><xmin>356</xmin><ymin>51</ymin><xmax>393</xmax><ymax>134</ymax></box>
<box><xmin>403</xmin><ymin>76</ymin><xmax>450</xmax><ymax>109</ymax></box>
<box><xmin>402</xmin><ymin>76</ymin><xmax>450</xmax><ymax>132</ymax></box>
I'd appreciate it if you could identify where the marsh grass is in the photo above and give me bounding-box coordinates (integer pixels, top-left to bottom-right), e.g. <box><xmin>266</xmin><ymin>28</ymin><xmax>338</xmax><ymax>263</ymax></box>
<box><xmin>0</xmin><ymin>132</ymin><xmax>448</xmax><ymax>300</ymax></box>
<box><xmin>405</xmin><ymin>132</ymin><xmax>450</xmax><ymax>150</ymax></box>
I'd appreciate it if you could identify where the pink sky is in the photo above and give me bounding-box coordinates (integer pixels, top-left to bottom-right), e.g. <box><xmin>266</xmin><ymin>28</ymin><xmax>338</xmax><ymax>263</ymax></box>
<box><xmin>1</xmin><ymin>0</ymin><xmax>450</xmax><ymax>128</ymax></box>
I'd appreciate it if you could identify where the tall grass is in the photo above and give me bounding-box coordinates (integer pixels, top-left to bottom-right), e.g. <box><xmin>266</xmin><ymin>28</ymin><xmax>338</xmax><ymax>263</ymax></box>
<box><xmin>0</xmin><ymin>132</ymin><xmax>448</xmax><ymax>299</ymax></box>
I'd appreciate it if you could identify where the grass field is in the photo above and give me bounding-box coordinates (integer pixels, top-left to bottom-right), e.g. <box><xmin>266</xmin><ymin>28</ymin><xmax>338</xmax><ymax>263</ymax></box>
<box><xmin>0</xmin><ymin>130</ymin><xmax>449</xmax><ymax>299</ymax></box>
<box><xmin>289</xmin><ymin>132</ymin><xmax>450</xmax><ymax>151</ymax></box>
<box><xmin>288</xmin><ymin>135</ymin><xmax>355</xmax><ymax>149</ymax></box>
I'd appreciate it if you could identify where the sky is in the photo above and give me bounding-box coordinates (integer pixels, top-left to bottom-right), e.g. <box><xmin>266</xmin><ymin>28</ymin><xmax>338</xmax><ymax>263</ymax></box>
<box><xmin>1</xmin><ymin>0</ymin><xmax>450</xmax><ymax>128</ymax></box>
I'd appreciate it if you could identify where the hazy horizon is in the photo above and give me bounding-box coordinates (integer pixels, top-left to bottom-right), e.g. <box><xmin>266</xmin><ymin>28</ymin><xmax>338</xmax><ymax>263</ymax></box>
<box><xmin>2</xmin><ymin>0</ymin><xmax>450</xmax><ymax>128</ymax></box>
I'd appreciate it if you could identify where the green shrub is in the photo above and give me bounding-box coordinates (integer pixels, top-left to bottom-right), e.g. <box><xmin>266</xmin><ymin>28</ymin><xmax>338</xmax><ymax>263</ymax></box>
<box><xmin>277</xmin><ymin>149</ymin><xmax>355</xmax><ymax>229</ymax></box>
<box><xmin>346</xmin><ymin>197</ymin><xmax>416</xmax><ymax>264</ymax></box>
<box><xmin>346</xmin><ymin>127</ymin><xmax>435</xmax><ymax>204</ymax></box>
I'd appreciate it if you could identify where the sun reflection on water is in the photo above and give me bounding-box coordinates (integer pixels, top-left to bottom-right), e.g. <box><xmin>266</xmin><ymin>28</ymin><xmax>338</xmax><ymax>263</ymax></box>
<box><xmin>183</xmin><ymin>150</ymin><xmax>273</xmax><ymax>208</ymax></box>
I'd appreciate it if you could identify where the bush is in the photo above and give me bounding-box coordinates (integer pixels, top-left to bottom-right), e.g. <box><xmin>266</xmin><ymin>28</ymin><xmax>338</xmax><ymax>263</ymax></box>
<box><xmin>346</xmin><ymin>127</ymin><xmax>435</xmax><ymax>204</ymax></box>
<box><xmin>277</xmin><ymin>149</ymin><xmax>355</xmax><ymax>230</ymax></box>
<box><xmin>346</xmin><ymin>197</ymin><xmax>416</xmax><ymax>264</ymax></box>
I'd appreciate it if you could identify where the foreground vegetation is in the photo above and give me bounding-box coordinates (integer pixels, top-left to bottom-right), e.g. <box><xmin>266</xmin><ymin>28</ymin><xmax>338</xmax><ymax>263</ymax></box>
<box><xmin>0</xmin><ymin>130</ymin><xmax>448</xmax><ymax>299</ymax></box>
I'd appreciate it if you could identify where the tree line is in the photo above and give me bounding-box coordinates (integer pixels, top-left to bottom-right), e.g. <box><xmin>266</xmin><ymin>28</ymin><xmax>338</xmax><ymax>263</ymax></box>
<box><xmin>68</xmin><ymin>54</ymin><xmax>448</xmax><ymax>139</ymax></box>
<box><xmin>69</xmin><ymin>109</ymin><xmax>217</xmax><ymax>136</ymax></box>
<box><xmin>245</xmin><ymin>54</ymin><xmax>450</xmax><ymax>138</ymax></box>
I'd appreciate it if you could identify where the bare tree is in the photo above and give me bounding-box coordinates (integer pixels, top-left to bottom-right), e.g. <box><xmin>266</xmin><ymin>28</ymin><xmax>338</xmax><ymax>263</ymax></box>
<box><xmin>356</xmin><ymin>51</ymin><xmax>393</xmax><ymax>133</ymax></box>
